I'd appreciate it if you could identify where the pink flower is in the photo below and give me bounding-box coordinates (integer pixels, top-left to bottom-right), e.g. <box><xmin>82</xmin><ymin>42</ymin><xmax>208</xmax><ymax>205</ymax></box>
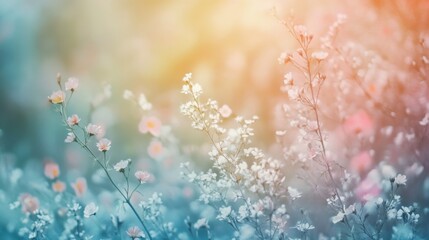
<box><xmin>52</xmin><ymin>180</ymin><xmax>66</xmax><ymax>193</ymax></box>
<box><xmin>71</xmin><ymin>177</ymin><xmax>87</xmax><ymax>197</ymax></box>
<box><xmin>67</xmin><ymin>114</ymin><xmax>81</xmax><ymax>126</ymax></box>
<box><xmin>311</xmin><ymin>51</ymin><xmax>328</xmax><ymax>61</ymax></box>
<box><xmin>139</xmin><ymin>116</ymin><xmax>161</xmax><ymax>137</ymax></box>
<box><xmin>355</xmin><ymin>177</ymin><xmax>381</xmax><ymax>202</ymax></box>
<box><xmin>350</xmin><ymin>151</ymin><xmax>372</xmax><ymax>174</ymax></box>
<box><xmin>44</xmin><ymin>162</ymin><xmax>60</xmax><ymax>179</ymax></box>
<box><xmin>65</xmin><ymin>77</ymin><xmax>79</xmax><ymax>91</ymax></box>
<box><xmin>48</xmin><ymin>90</ymin><xmax>65</xmax><ymax>104</ymax></box>
<box><xmin>96</xmin><ymin>138</ymin><xmax>111</xmax><ymax>152</ymax></box>
<box><xmin>127</xmin><ymin>226</ymin><xmax>145</xmax><ymax>239</ymax></box>
<box><xmin>147</xmin><ymin>140</ymin><xmax>163</xmax><ymax>159</ymax></box>
<box><xmin>86</xmin><ymin>123</ymin><xmax>102</xmax><ymax>137</ymax></box>
<box><xmin>134</xmin><ymin>171</ymin><xmax>153</xmax><ymax>183</ymax></box>
<box><xmin>219</xmin><ymin>104</ymin><xmax>232</xmax><ymax>118</ymax></box>
<box><xmin>19</xmin><ymin>193</ymin><xmax>39</xmax><ymax>214</ymax></box>
<box><xmin>343</xmin><ymin>110</ymin><xmax>374</xmax><ymax>137</ymax></box>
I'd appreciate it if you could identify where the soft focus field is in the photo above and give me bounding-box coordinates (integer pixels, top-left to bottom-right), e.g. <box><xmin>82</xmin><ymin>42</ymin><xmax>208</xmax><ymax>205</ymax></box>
<box><xmin>1</xmin><ymin>1</ymin><xmax>429</xmax><ymax>239</ymax></box>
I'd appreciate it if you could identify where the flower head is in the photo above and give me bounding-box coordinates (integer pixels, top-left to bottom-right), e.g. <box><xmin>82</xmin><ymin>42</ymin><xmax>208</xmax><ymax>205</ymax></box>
<box><xmin>147</xmin><ymin>140</ymin><xmax>164</xmax><ymax>159</ymax></box>
<box><xmin>84</xmin><ymin>202</ymin><xmax>99</xmax><ymax>218</ymax></box>
<box><xmin>52</xmin><ymin>180</ymin><xmax>66</xmax><ymax>193</ymax></box>
<box><xmin>127</xmin><ymin>226</ymin><xmax>144</xmax><ymax>239</ymax></box>
<box><xmin>394</xmin><ymin>174</ymin><xmax>407</xmax><ymax>186</ymax></box>
<box><xmin>138</xmin><ymin>93</ymin><xmax>152</xmax><ymax>111</ymax></box>
<box><xmin>65</xmin><ymin>132</ymin><xmax>76</xmax><ymax>143</ymax></box>
<box><xmin>288</xmin><ymin>187</ymin><xmax>302</xmax><ymax>200</ymax></box>
<box><xmin>19</xmin><ymin>193</ymin><xmax>39</xmax><ymax>214</ymax></box>
<box><xmin>86</xmin><ymin>123</ymin><xmax>102</xmax><ymax>137</ymax></box>
<box><xmin>219</xmin><ymin>104</ymin><xmax>232</xmax><ymax>118</ymax></box>
<box><xmin>114</xmin><ymin>159</ymin><xmax>131</xmax><ymax>172</ymax></box>
<box><xmin>44</xmin><ymin>162</ymin><xmax>60</xmax><ymax>179</ymax></box>
<box><xmin>67</xmin><ymin>114</ymin><xmax>81</xmax><ymax>126</ymax></box>
<box><xmin>97</xmin><ymin>138</ymin><xmax>111</xmax><ymax>152</ymax></box>
<box><xmin>134</xmin><ymin>171</ymin><xmax>153</xmax><ymax>183</ymax></box>
<box><xmin>71</xmin><ymin>177</ymin><xmax>87</xmax><ymax>197</ymax></box>
<box><xmin>311</xmin><ymin>51</ymin><xmax>328</xmax><ymax>61</ymax></box>
<box><xmin>139</xmin><ymin>116</ymin><xmax>162</xmax><ymax>137</ymax></box>
<box><xmin>65</xmin><ymin>77</ymin><xmax>79</xmax><ymax>91</ymax></box>
<box><xmin>48</xmin><ymin>90</ymin><xmax>65</xmax><ymax>104</ymax></box>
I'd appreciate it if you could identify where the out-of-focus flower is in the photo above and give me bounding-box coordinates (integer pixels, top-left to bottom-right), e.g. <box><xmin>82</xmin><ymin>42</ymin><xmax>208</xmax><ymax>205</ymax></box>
<box><xmin>332</xmin><ymin>211</ymin><xmax>345</xmax><ymax>224</ymax></box>
<box><xmin>86</xmin><ymin>123</ymin><xmax>102</xmax><ymax>137</ymax></box>
<box><xmin>217</xmin><ymin>206</ymin><xmax>232</xmax><ymax>220</ymax></box>
<box><xmin>48</xmin><ymin>90</ymin><xmax>65</xmax><ymax>104</ymax></box>
<box><xmin>287</xmin><ymin>187</ymin><xmax>302</xmax><ymax>200</ymax></box>
<box><xmin>19</xmin><ymin>193</ymin><xmax>39</xmax><ymax>214</ymax></box>
<box><xmin>419</xmin><ymin>113</ymin><xmax>429</xmax><ymax>126</ymax></box>
<box><xmin>135</xmin><ymin>171</ymin><xmax>153</xmax><ymax>183</ymax></box>
<box><xmin>123</xmin><ymin>90</ymin><xmax>134</xmax><ymax>100</ymax></box>
<box><xmin>114</xmin><ymin>159</ymin><xmax>131</xmax><ymax>172</ymax></box>
<box><xmin>84</xmin><ymin>202</ymin><xmax>99</xmax><ymax>218</ymax></box>
<box><xmin>343</xmin><ymin>110</ymin><xmax>374</xmax><ymax>137</ymax></box>
<box><xmin>147</xmin><ymin>140</ymin><xmax>163</xmax><ymax>159</ymax></box>
<box><xmin>350</xmin><ymin>151</ymin><xmax>372</xmax><ymax>173</ymax></box>
<box><xmin>71</xmin><ymin>177</ymin><xmax>87</xmax><ymax>197</ymax></box>
<box><xmin>194</xmin><ymin>218</ymin><xmax>208</xmax><ymax>229</ymax></box>
<box><xmin>65</xmin><ymin>132</ymin><xmax>76</xmax><ymax>143</ymax></box>
<box><xmin>52</xmin><ymin>181</ymin><xmax>66</xmax><ymax>193</ymax></box>
<box><xmin>65</xmin><ymin>77</ymin><xmax>79</xmax><ymax>91</ymax></box>
<box><xmin>219</xmin><ymin>104</ymin><xmax>232</xmax><ymax>118</ymax></box>
<box><xmin>182</xmin><ymin>72</ymin><xmax>192</xmax><ymax>82</ymax></box>
<box><xmin>44</xmin><ymin>162</ymin><xmax>60</xmax><ymax>179</ymax></box>
<box><xmin>139</xmin><ymin>117</ymin><xmax>161</xmax><ymax>137</ymax></box>
<box><xmin>138</xmin><ymin>93</ymin><xmax>152</xmax><ymax>111</ymax></box>
<box><xmin>311</xmin><ymin>51</ymin><xmax>328</xmax><ymax>61</ymax></box>
<box><xmin>295</xmin><ymin>221</ymin><xmax>315</xmax><ymax>232</ymax></box>
<box><xmin>355</xmin><ymin>177</ymin><xmax>381</xmax><ymax>202</ymax></box>
<box><xmin>127</xmin><ymin>226</ymin><xmax>144</xmax><ymax>239</ymax></box>
<box><xmin>97</xmin><ymin>138</ymin><xmax>111</xmax><ymax>152</ymax></box>
<box><xmin>394</xmin><ymin>174</ymin><xmax>407</xmax><ymax>186</ymax></box>
<box><xmin>67</xmin><ymin>114</ymin><xmax>81</xmax><ymax>126</ymax></box>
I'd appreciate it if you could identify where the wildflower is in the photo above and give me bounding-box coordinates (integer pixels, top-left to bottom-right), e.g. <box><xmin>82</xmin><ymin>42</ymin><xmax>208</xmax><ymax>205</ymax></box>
<box><xmin>182</xmin><ymin>72</ymin><xmax>192</xmax><ymax>82</ymax></box>
<box><xmin>96</xmin><ymin>138</ymin><xmax>111</xmax><ymax>152</ymax></box>
<box><xmin>147</xmin><ymin>140</ymin><xmax>164</xmax><ymax>159</ymax></box>
<box><xmin>114</xmin><ymin>159</ymin><xmax>131</xmax><ymax>172</ymax></box>
<box><xmin>311</xmin><ymin>51</ymin><xmax>328</xmax><ymax>61</ymax></box>
<box><xmin>48</xmin><ymin>90</ymin><xmax>65</xmax><ymax>104</ymax></box>
<box><xmin>44</xmin><ymin>162</ymin><xmax>60</xmax><ymax>179</ymax></box>
<box><xmin>52</xmin><ymin>181</ymin><xmax>66</xmax><ymax>193</ymax></box>
<box><xmin>332</xmin><ymin>211</ymin><xmax>345</xmax><ymax>224</ymax></box>
<box><xmin>138</xmin><ymin>116</ymin><xmax>161</xmax><ymax>137</ymax></box>
<box><xmin>65</xmin><ymin>77</ymin><xmax>79</xmax><ymax>91</ymax></box>
<box><xmin>19</xmin><ymin>193</ymin><xmax>39</xmax><ymax>214</ymax></box>
<box><xmin>67</xmin><ymin>114</ymin><xmax>80</xmax><ymax>126</ymax></box>
<box><xmin>65</xmin><ymin>132</ymin><xmax>76</xmax><ymax>143</ymax></box>
<box><xmin>219</xmin><ymin>104</ymin><xmax>232</xmax><ymax>118</ymax></box>
<box><xmin>217</xmin><ymin>206</ymin><xmax>232</xmax><ymax>220</ymax></box>
<box><xmin>343</xmin><ymin>110</ymin><xmax>374</xmax><ymax>137</ymax></box>
<box><xmin>135</xmin><ymin>171</ymin><xmax>153</xmax><ymax>183</ymax></box>
<box><xmin>123</xmin><ymin>90</ymin><xmax>134</xmax><ymax>100</ymax></box>
<box><xmin>71</xmin><ymin>177</ymin><xmax>87</xmax><ymax>197</ymax></box>
<box><xmin>138</xmin><ymin>93</ymin><xmax>152</xmax><ymax>111</ymax></box>
<box><xmin>394</xmin><ymin>174</ymin><xmax>407</xmax><ymax>186</ymax></box>
<box><xmin>283</xmin><ymin>72</ymin><xmax>293</xmax><ymax>85</ymax></box>
<box><xmin>84</xmin><ymin>202</ymin><xmax>99</xmax><ymax>218</ymax></box>
<box><xmin>287</xmin><ymin>187</ymin><xmax>302</xmax><ymax>200</ymax></box>
<box><xmin>419</xmin><ymin>113</ymin><xmax>429</xmax><ymax>126</ymax></box>
<box><xmin>355</xmin><ymin>176</ymin><xmax>381</xmax><ymax>202</ymax></box>
<box><xmin>295</xmin><ymin>221</ymin><xmax>315</xmax><ymax>232</ymax></box>
<box><xmin>86</xmin><ymin>123</ymin><xmax>102</xmax><ymax>136</ymax></box>
<box><xmin>194</xmin><ymin>218</ymin><xmax>208</xmax><ymax>229</ymax></box>
<box><xmin>127</xmin><ymin>226</ymin><xmax>145</xmax><ymax>239</ymax></box>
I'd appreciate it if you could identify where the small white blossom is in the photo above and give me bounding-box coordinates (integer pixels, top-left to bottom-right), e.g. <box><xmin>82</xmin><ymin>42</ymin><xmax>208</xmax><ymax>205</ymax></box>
<box><xmin>114</xmin><ymin>159</ymin><xmax>131</xmax><ymax>172</ymax></box>
<box><xmin>394</xmin><ymin>174</ymin><xmax>407</xmax><ymax>186</ymax></box>
<box><xmin>84</xmin><ymin>202</ymin><xmax>98</xmax><ymax>218</ymax></box>
<box><xmin>65</xmin><ymin>132</ymin><xmax>76</xmax><ymax>143</ymax></box>
<box><xmin>288</xmin><ymin>187</ymin><xmax>302</xmax><ymax>200</ymax></box>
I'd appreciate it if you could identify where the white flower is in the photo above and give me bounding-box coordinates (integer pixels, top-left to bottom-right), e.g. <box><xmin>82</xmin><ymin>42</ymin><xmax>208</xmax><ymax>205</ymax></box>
<box><xmin>283</xmin><ymin>72</ymin><xmax>293</xmax><ymax>85</ymax></box>
<box><xmin>217</xmin><ymin>206</ymin><xmax>232</xmax><ymax>220</ymax></box>
<box><xmin>65</xmin><ymin>132</ymin><xmax>76</xmax><ymax>143</ymax></box>
<box><xmin>288</xmin><ymin>187</ymin><xmax>302</xmax><ymax>200</ymax></box>
<box><xmin>114</xmin><ymin>159</ymin><xmax>131</xmax><ymax>172</ymax></box>
<box><xmin>194</xmin><ymin>218</ymin><xmax>208</xmax><ymax>229</ymax></box>
<box><xmin>182</xmin><ymin>72</ymin><xmax>192</xmax><ymax>82</ymax></box>
<box><xmin>127</xmin><ymin>226</ymin><xmax>144</xmax><ymax>238</ymax></box>
<box><xmin>65</xmin><ymin>77</ymin><xmax>79</xmax><ymax>91</ymax></box>
<box><xmin>332</xmin><ymin>211</ymin><xmax>345</xmax><ymax>224</ymax></box>
<box><xmin>67</xmin><ymin>114</ymin><xmax>81</xmax><ymax>126</ymax></box>
<box><xmin>394</xmin><ymin>174</ymin><xmax>407</xmax><ymax>186</ymax></box>
<box><xmin>311</xmin><ymin>51</ymin><xmax>329</xmax><ymax>61</ymax></box>
<box><xmin>219</xmin><ymin>104</ymin><xmax>232</xmax><ymax>118</ymax></box>
<box><xmin>344</xmin><ymin>204</ymin><xmax>355</xmax><ymax>215</ymax></box>
<box><xmin>84</xmin><ymin>202</ymin><xmax>98</xmax><ymax>218</ymax></box>
<box><xmin>295</xmin><ymin>221</ymin><xmax>314</xmax><ymax>232</ymax></box>
<box><xmin>135</xmin><ymin>171</ymin><xmax>153</xmax><ymax>183</ymax></box>
<box><xmin>419</xmin><ymin>113</ymin><xmax>429</xmax><ymax>126</ymax></box>
<box><xmin>138</xmin><ymin>93</ymin><xmax>152</xmax><ymax>111</ymax></box>
<box><xmin>123</xmin><ymin>90</ymin><xmax>134</xmax><ymax>100</ymax></box>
